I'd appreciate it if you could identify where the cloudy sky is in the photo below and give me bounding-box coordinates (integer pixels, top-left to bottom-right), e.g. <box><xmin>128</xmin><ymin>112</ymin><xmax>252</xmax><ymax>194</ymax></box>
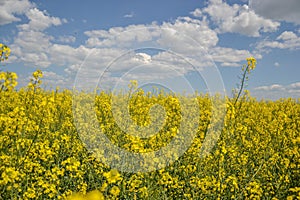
<box><xmin>0</xmin><ymin>0</ymin><xmax>300</xmax><ymax>100</ymax></box>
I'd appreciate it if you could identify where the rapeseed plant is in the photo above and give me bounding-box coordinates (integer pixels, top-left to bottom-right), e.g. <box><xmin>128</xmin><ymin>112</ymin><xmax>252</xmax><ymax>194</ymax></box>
<box><xmin>0</xmin><ymin>43</ymin><xmax>10</xmax><ymax>62</ymax></box>
<box><xmin>0</xmin><ymin>44</ymin><xmax>299</xmax><ymax>199</ymax></box>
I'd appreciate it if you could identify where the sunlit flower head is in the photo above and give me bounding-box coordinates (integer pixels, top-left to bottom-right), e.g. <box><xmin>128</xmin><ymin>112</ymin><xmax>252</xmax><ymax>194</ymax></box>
<box><xmin>246</xmin><ymin>57</ymin><xmax>257</xmax><ymax>70</ymax></box>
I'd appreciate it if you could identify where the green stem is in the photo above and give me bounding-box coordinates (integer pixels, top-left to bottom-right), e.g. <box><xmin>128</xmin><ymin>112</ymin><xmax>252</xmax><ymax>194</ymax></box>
<box><xmin>233</xmin><ymin>64</ymin><xmax>249</xmax><ymax>107</ymax></box>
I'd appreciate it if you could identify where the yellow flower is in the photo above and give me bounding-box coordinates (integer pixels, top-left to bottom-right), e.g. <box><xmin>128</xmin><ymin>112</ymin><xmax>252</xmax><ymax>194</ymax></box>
<box><xmin>85</xmin><ymin>190</ymin><xmax>105</xmax><ymax>200</ymax></box>
<box><xmin>287</xmin><ymin>196</ymin><xmax>294</xmax><ymax>200</ymax></box>
<box><xmin>138</xmin><ymin>186</ymin><xmax>148</xmax><ymax>198</ymax></box>
<box><xmin>0</xmin><ymin>72</ymin><xmax>5</xmax><ymax>79</ymax></box>
<box><xmin>103</xmin><ymin>169</ymin><xmax>122</xmax><ymax>184</ymax></box>
<box><xmin>0</xmin><ymin>167</ymin><xmax>20</xmax><ymax>185</ymax></box>
<box><xmin>62</xmin><ymin>157</ymin><xmax>81</xmax><ymax>172</ymax></box>
<box><xmin>128</xmin><ymin>79</ymin><xmax>138</xmax><ymax>89</ymax></box>
<box><xmin>32</xmin><ymin>69</ymin><xmax>43</xmax><ymax>79</ymax></box>
<box><xmin>23</xmin><ymin>187</ymin><xmax>36</xmax><ymax>199</ymax></box>
<box><xmin>0</xmin><ymin>43</ymin><xmax>11</xmax><ymax>61</ymax></box>
<box><xmin>10</xmin><ymin>72</ymin><xmax>18</xmax><ymax>80</ymax></box>
<box><xmin>0</xmin><ymin>72</ymin><xmax>18</xmax><ymax>91</ymax></box>
<box><xmin>246</xmin><ymin>57</ymin><xmax>256</xmax><ymax>70</ymax></box>
<box><xmin>66</xmin><ymin>193</ymin><xmax>85</xmax><ymax>200</ymax></box>
<box><xmin>109</xmin><ymin>186</ymin><xmax>120</xmax><ymax>196</ymax></box>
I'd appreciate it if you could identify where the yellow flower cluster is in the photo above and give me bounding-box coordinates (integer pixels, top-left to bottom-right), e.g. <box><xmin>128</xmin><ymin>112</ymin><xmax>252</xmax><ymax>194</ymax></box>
<box><xmin>28</xmin><ymin>69</ymin><xmax>43</xmax><ymax>90</ymax></box>
<box><xmin>247</xmin><ymin>56</ymin><xmax>257</xmax><ymax>70</ymax></box>
<box><xmin>103</xmin><ymin>169</ymin><xmax>122</xmax><ymax>184</ymax></box>
<box><xmin>0</xmin><ymin>71</ymin><xmax>18</xmax><ymax>91</ymax></box>
<box><xmin>66</xmin><ymin>190</ymin><xmax>104</xmax><ymax>200</ymax></box>
<box><xmin>0</xmin><ymin>43</ymin><xmax>11</xmax><ymax>62</ymax></box>
<box><xmin>1</xmin><ymin>68</ymin><xmax>300</xmax><ymax>199</ymax></box>
<box><xmin>0</xmin><ymin>43</ymin><xmax>17</xmax><ymax>91</ymax></box>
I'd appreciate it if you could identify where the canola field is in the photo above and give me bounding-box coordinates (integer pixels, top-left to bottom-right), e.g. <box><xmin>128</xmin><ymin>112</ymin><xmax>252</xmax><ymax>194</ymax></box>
<box><xmin>0</xmin><ymin>75</ymin><xmax>300</xmax><ymax>199</ymax></box>
<box><xmin>0</xmin><ymin>45</ymin><xmax>300</xmax><ymax>199</ymax></box>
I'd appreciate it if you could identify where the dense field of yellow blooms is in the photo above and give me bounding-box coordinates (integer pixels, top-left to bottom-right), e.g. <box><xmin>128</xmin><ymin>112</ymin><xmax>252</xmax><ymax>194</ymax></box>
<box><xmin>0</xmin><ymin>71</ymin><xmax>299</xmax><ymax>199</ymax></box>
<box><xmin>0</xmin><ymin>44</ymin><xmax>299</xmax><ymax>199</ymax></box>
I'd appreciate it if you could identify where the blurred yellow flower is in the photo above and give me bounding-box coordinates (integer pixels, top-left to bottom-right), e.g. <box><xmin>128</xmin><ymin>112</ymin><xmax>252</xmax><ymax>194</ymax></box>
<box><xmin>33</xmin><ymin>69</ymin><xmax>43</xmax><ymax>79</ymax></box>
<box><xmin>0</xmin><ymin>43</ymin><xmax>11</xmax><ymax>61</ymax></box>
<box><xmin>246</xmin><ymin>57</ymin><xmax>257</xmax><ymax>70</ymax></box>
<box><xmin>0</xmin><ymin>167</ymin><xmax>20</xmax><ymax>185</ymax></box>
<box><xmin>85</xmin><ymin>190</ymin><xmax>105</xmax><ymax>200</ymax></box>
<box><xmin>109</xmin><ymin>186</ymin><xmax>120</xmax><ymax>196</ymax></box>
<box><xmin>103</xmin><ymin>169</ymin><xmax>122</xmax><ymax>184</ymax></box>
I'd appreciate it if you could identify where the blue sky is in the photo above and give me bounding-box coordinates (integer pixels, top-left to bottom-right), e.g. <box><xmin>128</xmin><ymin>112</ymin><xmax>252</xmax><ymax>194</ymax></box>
<box><xmin>0</xmin><ymin>0</ymin><xmax>300</xmax><ymax>100</ymax></box>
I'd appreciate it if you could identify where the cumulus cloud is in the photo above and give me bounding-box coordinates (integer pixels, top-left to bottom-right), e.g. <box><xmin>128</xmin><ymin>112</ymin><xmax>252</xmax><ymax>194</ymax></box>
<box><xmin>290</xmin><ymin>82</ymin><xmax>300</xmax><ymax>89</ymax></box>
<box><xmin>49</xmin><ymin>44</ymin><xmax>93</xmax><ymax>66</ymax></box>
<box><xmin>84</xmin><ymin>24</ymin><xmax>160</xmax><ymax>48</ymax></box>
<box><xmin>85</xmin><ymin>17</ymin><xmax>218</xmax><ymax>56</ymax></box>
<box><xmin>18</xmin><ymin>8</ymin><xmax>65</xmax><ymax>31</ymax></box>
<box><xmin>12</xmin><ymin>30</ymin><xmax>53</xmax><ymax>67</ymax></box>
<box><xmin>190</xmin><ymin>8</ymin><xmax>202</xmax><ymax>17</ymax></box>
<box><xmin>9</xmin><ymin>11</ymin><xmax>259</xmax><ymax>89</ymax></box>
<box><xmin>192</xmin><ymin>0</ymin><xmax>280</xmax><ymax>37</ymax></box>
<box><xmin>42</xmin><ymin>71</ymin><xmax>68</xmax><ymax>86</ymax></box>
<box><xmin>58</xmin><ymin>35</ymin><xmax>76</xmax><ymax>43</ymax></box>
<box><xmin>249</xmin><ymin>0</ymin><xmax>300</xmax><ymax>24</ymax></box>
<box><xmin>3</xmin><ymin>0</ymin><xmax>266</xmax><ymax>90</ymax></box>
<box><xmin>209</xmin><ymin>47</ymin><xmax>252</xmax><ymax>66</ymax></box>
<box><xmin>11</xmin><ymin>8</ymin><xmax>68</xmax><ymax>67</ymax></box>
<box><xmin>277</xmin><ymin>31</ymin><xmax>298</xmax><ymax>40</ymax></box>
<box><xmin>6</xmin><ymin>1</ymin><xmax>259</xmax><ymax>72</ymax></box>
<box><xmin>254</xmin><ymin>84</ymin><xmax>285</xmax><ymax>91</ymax></box>
<box><xmin>133</xmin><ymin>53</ymin><xmax>152</xmax><ymax>64</ymax></box>
<box><xmin>257</xmin><ymin>31</ymin><xmax>300</xmax><ymax>50</ymax></box>
<box><xmin>0</xmin><ymin>0</ymin><xmax>33</xmax><ymax>25</ymax></box>
<box><xmin>160</xmin><ymin>17</ymin><xmax>218</xmax><ymax>51</ymax></box>
<box><xmin>253</xmin><ymin>82</ymin><xmax>300</xmax><ymax>100</ymax></box>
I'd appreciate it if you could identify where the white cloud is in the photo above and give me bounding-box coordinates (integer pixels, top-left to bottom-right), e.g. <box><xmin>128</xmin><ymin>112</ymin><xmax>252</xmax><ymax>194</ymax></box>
<box><xmin>84</xmin><ymin>24</ymin><xmax>160</xmax><ymax>48</ymax></box>
<box><xmin>12</xmin><ymin>30</ymin><xmax>53</xmax><ymax>67</ymax></box>
<box><xmin>58</xmin><ymin>35</ymin><xmax>76</xmax><ymax>43</ymax></box>
<box><xmin>11</xmin><ymin>7</ymin><xmax>68</xmax><ymax>67</ymax></box>
<box><xmin>0</xmin><ymin>0</ymin><xmax>33</xmax><ymax>25</ymax></box>
<box><xmin>277</xmin><ymin>31</ymin><xmax>298</xmax><ymax>40</ymax></box>
<box><xmin>160</xmin><ymin>17</ymin><xmax>218</xmax><ymax>51</ymax></box>
<box><xmin>42</xmin><ymin>71</ymin><xmax>67</xmax><ymax>85</ymax></box>
<box><xmin>124</xmin><ymin>12</ymin><xmax>134</xmax><ymax>18</ymax></box>
<box><xmin>253</xmin><ymin>82</ymin><xmax>300</xmax><ymax>100</ymax></box>
<box><xmin>193</xmin><ymin>0</ymin><xmax>280</xmax><ymax>37</ymax></box>
<box><xmin>249</xmin><ymin>0</ymin><xmax>300</xmax><ymax>24</ymax></box>
<box><xmin>6</xmin><ymin>2</ymin><xmax>264</xmax><ymax>90</ymax></box>
<box><xmin>289</xmin><ymin>82</ymin><xmax>300</xmax><ymax>89</ymax></box>
<box><xmin>14</xmin><ymin>31</ymin><xmax>53</xmax><ymax>52</ymax></box>
<box><xmin>49</xmin><ymin>44</ymin><xmax>92</xmax><ymax>66</ymax></box>
<box><xmin>190</xmin><ymin>8</ymin><xmax>202</xmax><ymax>17</ymax></box>
<box><xmin>10</xmin><ymin>11</ymin><xmax>259</xmax><ymax>88</ymax></box>
<box><xmin>209</xmin><ymin>47</ymin><xmax>252</xmax><ymax>66</ymax></box>
<box><xmin>133</xmin><ymin>53</ymin><xmax>152</xmax><ymax>64</ymax></box>
<box><xmin>18</xmin><ymin>8</ymin><xmax>65</xmax><ymax>31</ymax></box>
<box><xmin>257</xmin><ymin>31</ymin><xmax>300</xmax><ymax>50</ymax></box>
<box><xmin>84</xmin><ymin>17</ymin><xmax>219</xmax><ymax>55</ymax></box>
<box><xmin>254</xmin><ymin>84</ymin><xmax>284</xmax><ymax>91</ymax></box>
<box><xmin>274</xmin><ymin>62</ymin><xmax>280</xmax><ymax>67</ymax></box>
